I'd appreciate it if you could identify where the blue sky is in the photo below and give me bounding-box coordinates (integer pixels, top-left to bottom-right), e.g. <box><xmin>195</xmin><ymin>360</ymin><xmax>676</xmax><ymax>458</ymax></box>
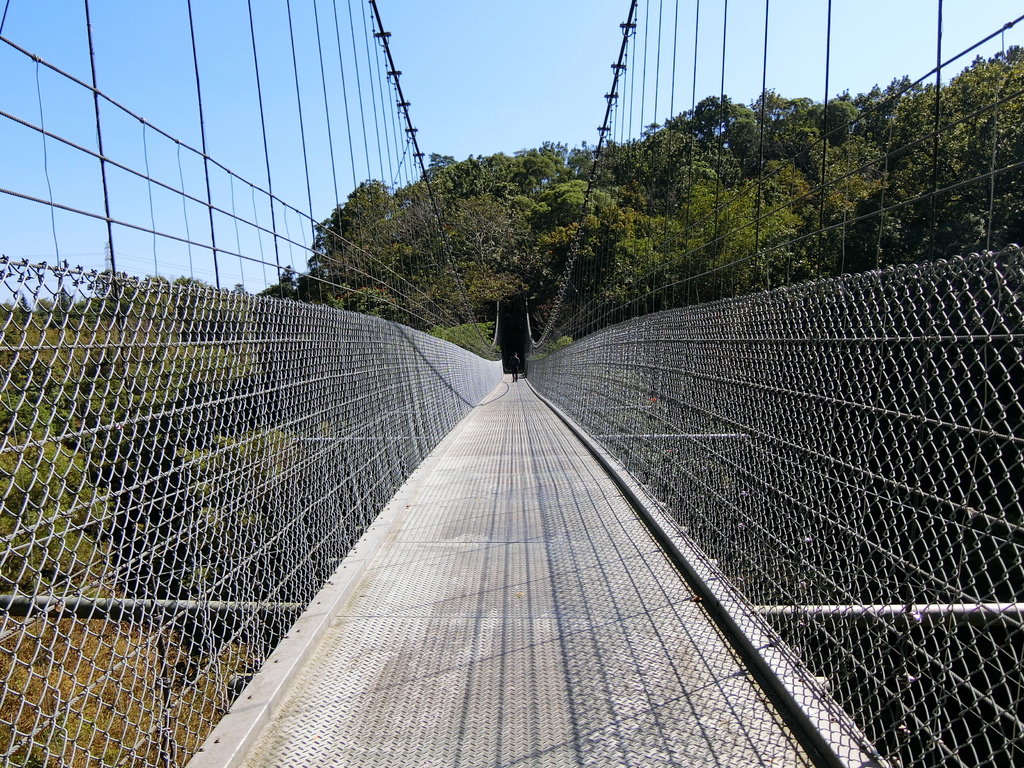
<box><xmin>385</xmin><ymin>0</ymin><xmax>1024</xmax><ymax>156</ymax></box>
<box><xmin>1</xmin><ymin>1</ymin><xmax>1022</xmax><ymax>289</ymax></box>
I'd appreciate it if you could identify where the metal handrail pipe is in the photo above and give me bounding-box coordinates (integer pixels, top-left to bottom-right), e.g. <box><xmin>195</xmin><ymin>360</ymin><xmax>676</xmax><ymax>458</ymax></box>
<box><xmin>0</xmin><ymin>595</ymin><xmax>305</xmax><ymax>620</ymax></box>
<box><xmin>597</xmin><ymin>433</ymin><xmax>749</xmax><ymax>439</ymax></box>
<box><xmin>756</xmin><ymin>603</ymin><xmax>1024</xmax><ymax>627</ymax></box>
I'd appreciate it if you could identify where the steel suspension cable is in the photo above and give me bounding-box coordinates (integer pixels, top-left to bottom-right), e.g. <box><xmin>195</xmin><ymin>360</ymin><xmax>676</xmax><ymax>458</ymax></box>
<box><xmin>628</xmin><ymin>3</ymin><xmax>639</xmax><ymax>137</ymax></box>
<box><xmin>346</xmin><ymin>0</ymin><xmax>372</xmax><ymax>183</ymax></box>
<box><xmin>368</xmin><ymin>15</ymin><xmax>398</xmax><ymax>186</ymax></box>
<box><xmin>230</xmin><ymin>174</ymin><xmax>245</xmax><ymax>285</ymax></box>
<box><xmin>7</xmin><ymin>1</ymin><xmax>305</xmax><ymax>287</ymax></box>
<box><xmin>379</xmin><ymin>38</ymin><xmax>408</xmax><ymax>189</ymax></box>
<box><xmin>986</xmin><ymin>27</ymin><xmax>1006</xmax><ymax>251</ymax></box>
<box><xmin>640</xmin><ymin>56</ymin><xmax>1024</xmax><ymax>292</ymax></box>
<box><xmin>3</xmin><ymin>0</ymin><xmax>473</xmax><ymax>330</ymax></box>
<box><xmin>176</xmin><ymin>142</ymin><xmax>196</xmax><ymax>278</ymax></box>
<box><xmin>312</xmin><ymin>0</ymin><xmax>341</xmax><ymax>211</ymax></box>
<box><xmin>753</xmin><ymin>0</ymin><xmax>770</xmax><ymax>273</ymax></box>
<box><xmin>34</xmin><ymin>59</ymin><xmax>59</xmax><ymax>261</ymax></box>
<box><xmin>816</xmin><ymin>0</ymin><xmax>833</xmax><ymax>279</ymax></box>
<box><xmin>639</xmin><ymin>0</ymin><xmax>657</xmax><ymax>317</ymax></box>
<box><xmin>615</xmin><ymin>25</ymin><xmax>630</xmax><ymax>146</ymax></box>
<box><xmin>330</xmin><ymin>0</ymin><xmax>358</xmax><ymax>191</ymax></box>
<box><xmin>536</xmin><ymin>0</ymin><xmax>638</xmax><ymax>347</ymax></box>
<box><xmin>639</xmin><ymin>0</ymin><xmax>650</xmax><ymax>133</ymax></box>
<box><xmin>648</xmin><ymin>0</ymin><xmax>677</xmax><ymax>311</ymax></box>
<box><xmin>82</xmin><ymin>0</ymin><xmax>115</xmax><ymax>273</ymax></box>
<box><xmin>245</xmin><ymin>0</ymin><xmax>283</xmax><ymax>287</ymax></box>
<box><xmin>668</xmin><ymin>0</ymin><xmax>679</xmax><ymax>121</ymax></box>
<box><xmin>359</xmin><ymin>0</ymin><xmax>385</xmax><ymax>183</ymax></box>
<box><xmin>682</xmin><ymin>0</ymin><xmax>700</xmax><ymax>301</ymax></box>
<box><xmin>284</xmin><ymin>0</ymin><xmax>317</xmax><ymax>249</ymax></box>
<box><xmin>929</xmin><ymin>0</ymin><xmax>943</xmax><ymax>261</ymax></box>
<box><xmin>663</xmin><ymin>0</ymin><xmax>681</xmax><ymax>307</ymax></box>
<box><xmin>142</xmin><ymin>120</ymin><xmax>157</xmax><ymax>276</ymax></box>
<box><xmin>603</xmin><ymin>115</ymin><xmax>1024</xmax><ymax>327</ymax></box>
<box><xmin>366</xmin><ymin>0</ymin><xmax>488</xmax><ymax>343</ymax></box>
<box><xmin>713</xmin><ymin>0</ymin><xmax>728</xmax><ymax>297</ymax></box>
<box><xmin>185</xmin><ymin>0</ymin><xmax>220</xmax><ymax>288</ymax></box>
<box><xmin>543</xmin><ymin>3</ymin><xmax>1024</xmax><ymax>349</ymax></box>
<box><xmin>653</xmin><ymin>0</ymin><xmax>664</xmax><ymax>129</ymax></box>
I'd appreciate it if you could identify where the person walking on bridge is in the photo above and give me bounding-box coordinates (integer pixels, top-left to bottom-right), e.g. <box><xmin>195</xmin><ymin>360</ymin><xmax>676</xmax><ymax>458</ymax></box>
<box><xmin>509</xmin><ymin>353</ymin><xmax>522</xmax><ymax>382</ymax></box>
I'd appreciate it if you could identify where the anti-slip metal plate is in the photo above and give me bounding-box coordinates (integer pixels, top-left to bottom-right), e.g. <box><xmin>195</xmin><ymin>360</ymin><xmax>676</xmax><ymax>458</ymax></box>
<box><xmin>241</xmin><ymin>380</ymin><xmax>813</xmax><ymax>767</ymax></box>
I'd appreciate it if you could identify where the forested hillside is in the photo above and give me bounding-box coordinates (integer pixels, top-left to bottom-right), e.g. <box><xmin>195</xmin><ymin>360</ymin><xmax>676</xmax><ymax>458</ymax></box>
<box><xmin>264</xmin><ymin>47</ymin><xmax>1024</xmax><ymax>340</ymax></box>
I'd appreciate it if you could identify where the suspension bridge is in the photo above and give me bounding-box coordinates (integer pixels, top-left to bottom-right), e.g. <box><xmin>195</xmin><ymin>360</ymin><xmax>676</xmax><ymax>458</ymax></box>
<box><xmin>1</xmin><ymin>1</ymin><xmax>1023</xmax><ymax>767</ymax></box>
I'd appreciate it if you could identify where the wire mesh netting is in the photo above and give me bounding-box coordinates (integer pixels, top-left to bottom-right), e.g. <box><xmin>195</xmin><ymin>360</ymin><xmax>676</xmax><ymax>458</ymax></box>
<box><xmin>529</xmin><ymin>246</ymin><xmax>1024</xmax><ymax>768</ymax></box>
<box><xmin>0</xmin><ymin>257</ymin><xmax>500</xmax><ymax>767</ymax></box>
<box><xmin>536</xmin><ymin>6</ymin><xmax>1024</xmax><ymax>354</ymax></box>
<box><xmin>1</xmin><ymin>0</ymin><xmax>497</xmax><ymax>359</ymax></box>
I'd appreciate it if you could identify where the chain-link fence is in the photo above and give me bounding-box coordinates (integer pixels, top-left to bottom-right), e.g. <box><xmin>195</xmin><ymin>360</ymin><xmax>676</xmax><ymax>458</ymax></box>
<box><xmin>0</xmin><ymin>258</ymin><xmax>501</xmax><ymax>767</ymax></box>
<box><xmin>529</xmin><ymin>247</ymin><xmax>1024</xmax><ymax>768</ymax></box>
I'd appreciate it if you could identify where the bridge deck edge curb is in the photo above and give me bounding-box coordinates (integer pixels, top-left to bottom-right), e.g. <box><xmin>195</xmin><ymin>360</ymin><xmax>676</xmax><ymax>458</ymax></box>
<box><xmin>526</xmin><ymin>381</ymin><xmax>888</xmax><ymax>768</ymax></box>
<box><xmin>183</xmin><ymin>391</ymin><xmax>494</xmax><ymax>768</ymax></box>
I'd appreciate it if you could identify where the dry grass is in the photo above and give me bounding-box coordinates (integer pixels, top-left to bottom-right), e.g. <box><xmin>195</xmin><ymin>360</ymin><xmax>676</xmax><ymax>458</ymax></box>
<box><xmin>0</xmin><ymin>613</ymin><xmax>258</xmax><ymax>767</ymax></box>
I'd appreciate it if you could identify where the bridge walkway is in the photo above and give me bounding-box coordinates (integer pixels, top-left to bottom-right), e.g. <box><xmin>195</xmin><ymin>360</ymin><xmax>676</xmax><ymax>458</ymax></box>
<box><xmin>197</xmin><ymin>378</ymin><xmax>816</xmax><ymax>767</ymax></box>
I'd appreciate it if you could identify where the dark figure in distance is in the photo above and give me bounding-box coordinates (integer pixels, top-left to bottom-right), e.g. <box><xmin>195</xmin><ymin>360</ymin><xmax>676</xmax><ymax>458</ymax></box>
<box><xmin>509</xmin><ymin>353</ymin><xmax>521</xmax><ymax>382</ymax></box>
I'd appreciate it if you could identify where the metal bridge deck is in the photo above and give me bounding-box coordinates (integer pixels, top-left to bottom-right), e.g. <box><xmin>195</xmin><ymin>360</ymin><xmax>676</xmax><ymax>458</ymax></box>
<box><xmin>232</xmin><ymin>379</ymin><xmax>814</xmax><ymax>767</ymax></box>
